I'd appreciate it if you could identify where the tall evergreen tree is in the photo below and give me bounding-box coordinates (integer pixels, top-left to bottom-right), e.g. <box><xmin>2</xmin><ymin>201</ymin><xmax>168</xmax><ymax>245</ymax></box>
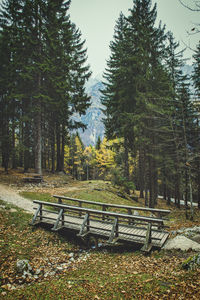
<box><xmin>0</xmin><ymin>0</ymin><xmax>91</xmax><ymax>173</ymax></box>
<box><xmin>102</xmin><ymin>0</ymin><xmax>168</xmax><ymax>206</ymax></box>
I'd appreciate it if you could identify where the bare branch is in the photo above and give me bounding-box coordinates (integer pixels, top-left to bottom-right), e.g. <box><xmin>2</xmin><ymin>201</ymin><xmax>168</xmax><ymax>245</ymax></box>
<box><xmin>179</xmin><ymin>0</ymin><xmax>200</xmax><ymax>11</ymax></box>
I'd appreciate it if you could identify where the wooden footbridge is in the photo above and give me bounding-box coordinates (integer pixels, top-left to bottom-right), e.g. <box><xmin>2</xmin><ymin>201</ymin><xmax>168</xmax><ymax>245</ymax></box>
<box><xmin>31</xmin><ymin>195</ymin><xmax>170</xmax><ymax>252</ymax></box>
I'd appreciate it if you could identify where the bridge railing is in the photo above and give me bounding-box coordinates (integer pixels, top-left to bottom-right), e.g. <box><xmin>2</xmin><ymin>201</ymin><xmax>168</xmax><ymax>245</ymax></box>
<box><xmin>53</xmin><ymin>195</ymin><xmax>170</xmax><ymax>219</ymax></box>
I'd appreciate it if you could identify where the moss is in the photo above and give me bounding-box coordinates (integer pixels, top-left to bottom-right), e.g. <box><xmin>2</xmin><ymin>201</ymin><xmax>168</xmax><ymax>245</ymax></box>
<box><xmin>182</xmin><ymin>253</ymin><xmax>200</xmax><ymax>270</ymax></box>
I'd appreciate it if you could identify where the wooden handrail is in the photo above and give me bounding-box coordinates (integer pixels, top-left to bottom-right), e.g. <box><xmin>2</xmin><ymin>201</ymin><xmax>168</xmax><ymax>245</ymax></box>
<box><xmin>53</xmin><ymin>195</ymin><xmax>170</xmax><ymax>215</ymax></box>
<box><xmin>33</xmin><ymin>200</ymin><xmax>164</xmax><ymax>224</ymax></box>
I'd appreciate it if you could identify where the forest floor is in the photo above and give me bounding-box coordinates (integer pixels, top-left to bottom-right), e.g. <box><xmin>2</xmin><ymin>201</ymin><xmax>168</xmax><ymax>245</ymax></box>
<box><xmin>0</xmin><ymin>168</ymin><xmax>200</xmax><ymax>299</ymax></box>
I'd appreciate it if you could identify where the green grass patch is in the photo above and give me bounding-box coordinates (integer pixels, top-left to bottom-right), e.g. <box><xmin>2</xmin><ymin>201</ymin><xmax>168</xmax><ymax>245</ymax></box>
<box><xmin>19</xmin><ymin>192</ymin><xmax>52</xmax><ymax>202</ymax></box>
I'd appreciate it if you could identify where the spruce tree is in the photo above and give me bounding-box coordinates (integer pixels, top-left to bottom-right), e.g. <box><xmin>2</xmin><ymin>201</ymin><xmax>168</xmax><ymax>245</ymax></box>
<box><xmin>102</xmin><ymin>0</ymin><xmax>168</xmax><ymax>206</ymax></box>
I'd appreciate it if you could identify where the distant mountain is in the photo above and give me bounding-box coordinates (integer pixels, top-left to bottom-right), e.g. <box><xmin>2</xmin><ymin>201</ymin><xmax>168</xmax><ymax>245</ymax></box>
<box><xmin>78</xmin><ymin>76</ymin><xmax>105</xmax><ymax>146</ymax></box>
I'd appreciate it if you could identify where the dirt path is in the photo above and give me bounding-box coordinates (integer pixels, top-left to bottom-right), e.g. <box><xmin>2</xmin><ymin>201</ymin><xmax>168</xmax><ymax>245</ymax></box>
<box><xmin>0</xmin><ymin>183</ymin><xmax>34</xmax><ymax>213</ymax></box>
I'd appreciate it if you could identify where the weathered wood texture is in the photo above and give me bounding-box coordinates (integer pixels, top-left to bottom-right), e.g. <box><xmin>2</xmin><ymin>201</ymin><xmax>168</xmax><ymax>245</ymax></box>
<box><xmin>31</xmin><ymin>199</ymin><xmax>170</xmax><ymax>252</ymax></box>
<box><xmin>53</xmin><ymin>195</ymin><xmax>170</xmax><ymax>218</ymax></box>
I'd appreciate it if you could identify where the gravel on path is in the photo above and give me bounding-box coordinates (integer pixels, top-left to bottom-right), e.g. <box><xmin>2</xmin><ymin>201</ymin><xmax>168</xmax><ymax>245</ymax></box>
<box><xmin>0</xmin><ymin>183</ymin><xmax>34</xmax><ymax>213</ymax></box>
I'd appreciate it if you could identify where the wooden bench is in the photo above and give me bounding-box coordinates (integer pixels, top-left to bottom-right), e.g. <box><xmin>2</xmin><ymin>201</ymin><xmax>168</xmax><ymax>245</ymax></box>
<box><xmin>31</xmin><ymin>199</ymin><xmax>170</xmax><ymax>253</ymax></box>
<box><xmin>23</xmin><ymin>174</ymin><xmax>43</xmax><ymax>183</ymax></box>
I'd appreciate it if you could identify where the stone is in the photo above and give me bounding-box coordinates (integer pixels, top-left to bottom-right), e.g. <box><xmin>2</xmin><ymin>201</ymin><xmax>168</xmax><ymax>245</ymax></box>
<box><xmin>69</xmin><ymin>257</ymin><xmax>75</xmax><ymax>262</ymax></box>
<box><xmin>35</xmin><ymin>269</ymin><xmax>41</xmax><ymax>275</ymax></box>
<box><xmin>190</xmin><ymin>234</ymin><xmax>200</xmax><ymax>244</ymax></box>
<box><xmin>10</xmin><ymin>208</ymin><xmax>17</xmax><ymax>213</ymax></box>
<box><xmin>163</xmin><ymin>235</ymin><xmax>200</xmax><ymax>251</ymax></box>
<box><xmin>48</xmin><ymin>271</ymin><xmax>56</xmax><ymax>276</ymax></box>
<box><xmin>16</xmin><ymin>260</ymin><xmax>32</xmax><ymax>274</ymax></box>
<box><xmin>69</xmin><ymin>252</ymin><xmax>74</xmax><ymax>258</ymax></box>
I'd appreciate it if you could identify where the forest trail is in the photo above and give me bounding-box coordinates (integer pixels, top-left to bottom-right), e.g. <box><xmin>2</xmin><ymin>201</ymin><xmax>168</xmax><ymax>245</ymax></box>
<box><xmin>0</xmin><ymin>183</ymin><xmax>34</xmax><ymax>213</ymax></box>
<box><xmin>0</xmin><ymin>181</ymin><xmax>90</xmax><ymax>213</ymax></box>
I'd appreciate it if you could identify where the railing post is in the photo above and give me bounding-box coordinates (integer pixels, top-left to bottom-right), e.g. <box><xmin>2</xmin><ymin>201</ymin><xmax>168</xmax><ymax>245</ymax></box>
<box><xmin>116</xmin><ymin>217</ymin><xmax>119</xmax><ymax>237</ymax></box>
<box><xmin>39</xmin><ymin>204</ymin><xmax>43</xmax><ymax>221</ymax></box>
<box><xmin>102</xmin><ymin>205</ymin><xmax>106</xmax><ymax>220</ymax></box>
<box><xmin>87</xmin><ymin>213</ymin><xmax>90</xmax><ymax>232</ymax></box>
<box><xmin>79</xmin><ymin>202</ymin><xmax>82</xmax><ymax>216</ymax></box>
<box><xmin>141</xmin><ymin>223</ymin><xmax>152</xmax><ymax>252</ymax></box>
<box><xmin>128</xmin><ymin>209</ymin><xmax>133</xmax><ymax>225</ymax></box>
<box><xmin>61</xmin><ymin>209</ymin><xmax>65</xmax><ymax>226</ymax></box>
<box><xmin>108</xmin><ymin>218</ymin><xmax>118</xmax><ymax>243</ymax></box>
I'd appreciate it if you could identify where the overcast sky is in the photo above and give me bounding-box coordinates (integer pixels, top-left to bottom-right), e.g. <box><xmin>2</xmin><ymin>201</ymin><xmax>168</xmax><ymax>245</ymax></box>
<box><xmin>69</xmin><ymin>0</ymin><xmax>200</xmax><ymax>77</ymax></box>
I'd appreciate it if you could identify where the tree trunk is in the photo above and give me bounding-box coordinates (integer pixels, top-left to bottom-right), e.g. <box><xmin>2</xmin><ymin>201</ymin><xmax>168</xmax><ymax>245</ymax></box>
<box><xmin>60</xmin><ymin>124</ymin><xmax>65</xmax><ymax>172</ymax></box>
<box><xmin>124</xmin><ymin>136</ymin><xmax>130</xmax><ymax>194</ymax></box>
<box><xmin>51</xmin><ymin>127</ymin><xmax>55</xmax><ymax>173</ymax></box>
<box><xmin>11</xmin><ymin>121</ymin><xmax>17</xmax><ymax>169</ymax></box>
<box><xmin>139</xmin><ymin>148</ymin><xmax>145</xmax><ymax>198</ymax></box>
<box><xmin>35</xmin><ymin>107</ymin><xmax>42</xmax><ymax>175</ymax></box>
<box><xmin>56</xmin><ymin>123</ymin><xmax>61</xmax><ymax>171</ymax></box>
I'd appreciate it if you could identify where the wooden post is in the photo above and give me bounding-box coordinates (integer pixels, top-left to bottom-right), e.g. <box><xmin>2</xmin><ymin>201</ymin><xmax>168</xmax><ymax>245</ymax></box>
<box><xmin>31</xmin><ymin>204</ymin><xmax>42</xmax><ymax>225</ymax></box>
<box><xmin>79</xmin><ymin>202</ymin><xmax>82</xmax><ymax>216</ymax></box>
<box><xmin>52</xmin><ymin>208</ymin><xmax>64</xmax><ymax>231</ymax></box>
<box><xmin>141</xmin><ymin>223</ymin><xmax>152</xmax><ymax>253</ymax></box>
<box><xmin>78</xmin><ymin>213</ymin><xmax>89</xmax><ymax>237</ymax></box>
<box><xmin>39</xmin><ymin>204</ymin><xmax>42</xmax><ymax>221</ymax></box>
<box><xmin>128</xmin><ymin>209</ymin><xmax>132</xmax><ymax>225</ymax></box>
<box><xmin>108</xmin><ymin>218</ymin><xmax>118</xmax><ymax>243</ymax></box>
<box><xmin>102</xmin><ymin>205</ymin><xmax>106</xmax><ymax>220</ymax></box>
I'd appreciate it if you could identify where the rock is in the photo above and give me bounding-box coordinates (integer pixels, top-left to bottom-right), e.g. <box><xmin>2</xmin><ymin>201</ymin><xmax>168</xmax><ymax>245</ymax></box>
<box><xmin>16</xmin><ymin>260</ymin><xmax>32</xmax><ymax>274</ymax></box>
<box><xmin>48</xmin><ymin>271</ymin><xmax>56</xmax><ymax>276</ymax></box>
<box><xmin>190</xmin><ymin>234</ymin><xmax>200</xmax><ymax>244</ymax></box>
<box><xmin>10</xmin><ymin>208</ymin><xmax>17</xmax><ymax>213</ymax></box>
<box><xmin>69</xmin><ymin>257</ymin><xmax>75</xmax><ymax>262</ymax></box>
<box><xmin>163</xmin><ymin>235</ymin><xmax>200</xmax><ymax>251</ymax></box>
<box><xmin>69</xmin><ymin>252</ymin><xmax>74</xmax><ymax>258</ymax></box>
<box><xmin>35</xmin><ymin>269</ymin><xmax>41</xmax><ymax>275</ymax></box>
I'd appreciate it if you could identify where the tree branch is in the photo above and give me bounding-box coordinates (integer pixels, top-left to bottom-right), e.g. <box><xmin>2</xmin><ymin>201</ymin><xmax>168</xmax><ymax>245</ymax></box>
<box><xmin>178</xmin><ymin>0</ymin><xmax>200</xmax><ymax>11</ymax></box>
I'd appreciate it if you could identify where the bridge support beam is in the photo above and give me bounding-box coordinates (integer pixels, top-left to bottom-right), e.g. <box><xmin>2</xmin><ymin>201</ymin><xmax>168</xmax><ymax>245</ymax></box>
<box><xmin>77</xmin><ymin>213</ymin><xmax>90</xmax><ymax>237</ymax></box>
<box><xmin>52</xmin><ymin>209</ymin><xmax>64</xmax><ymax>231</ymax></box>
<box><xmin>31</xmin><ymin>204</ymin><xmax>42</xmax><ymax>225</ymax></box>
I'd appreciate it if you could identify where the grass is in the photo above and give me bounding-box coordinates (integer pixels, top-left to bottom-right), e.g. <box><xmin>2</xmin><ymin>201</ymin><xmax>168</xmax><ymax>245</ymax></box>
<box><xmin>19</xmin><ymin>192</ymin><xmax>52</xmax><ymax>202</ymax></box>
